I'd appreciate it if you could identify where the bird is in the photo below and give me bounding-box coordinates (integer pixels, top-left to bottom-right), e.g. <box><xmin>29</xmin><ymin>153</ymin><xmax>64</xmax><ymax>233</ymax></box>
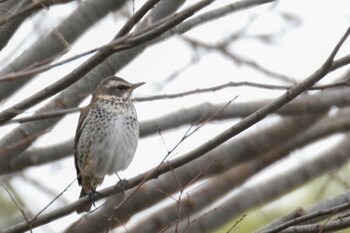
<box><xmin>74</xmin><ymin>76</ymin><xmax>144</xmax><ymax>213</ymax></box>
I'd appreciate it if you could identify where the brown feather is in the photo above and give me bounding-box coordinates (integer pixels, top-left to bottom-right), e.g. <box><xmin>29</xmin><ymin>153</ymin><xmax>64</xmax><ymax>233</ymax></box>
<box><xmin>74</xmin><ymin>106</ymin><xmax>90</xmax><ymax>186</ymax></box>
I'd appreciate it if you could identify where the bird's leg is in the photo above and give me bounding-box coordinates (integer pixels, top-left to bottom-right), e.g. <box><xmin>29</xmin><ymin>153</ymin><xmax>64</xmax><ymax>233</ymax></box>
<box><xmin>114</xmin><ymin>172</ymin><xmax>127</xmax><ymax>195</ymax></box>
<box><xmin>88</xmin><ymin>190</ymin><xmax>103</xmax><ymax>206</ymax></box>
<box><xmin>87</xmin><ymin>178</ymin><xmax>102</xmax><ymax>209</ymax></box>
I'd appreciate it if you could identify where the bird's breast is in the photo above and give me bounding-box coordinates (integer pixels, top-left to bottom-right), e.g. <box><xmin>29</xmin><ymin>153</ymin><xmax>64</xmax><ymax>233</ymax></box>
<box><xmin>77</xmin><ymin>102</ymin><xmax>139</xmax><ymax>177</ymax></box>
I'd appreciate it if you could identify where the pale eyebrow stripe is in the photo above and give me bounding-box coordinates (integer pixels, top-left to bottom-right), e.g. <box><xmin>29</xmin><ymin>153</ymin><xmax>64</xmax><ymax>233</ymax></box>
<box><xmin>105</xmin><ymin>80</ymin><xmax>120</xmax><ymax>88</ymax></box>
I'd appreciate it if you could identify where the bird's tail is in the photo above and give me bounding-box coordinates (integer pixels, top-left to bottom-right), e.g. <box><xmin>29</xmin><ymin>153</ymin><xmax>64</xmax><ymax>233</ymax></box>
<box><xmin>76</xmin><ymin>188</ymin><xmax>92</xmax><ymax>213</ymax></box>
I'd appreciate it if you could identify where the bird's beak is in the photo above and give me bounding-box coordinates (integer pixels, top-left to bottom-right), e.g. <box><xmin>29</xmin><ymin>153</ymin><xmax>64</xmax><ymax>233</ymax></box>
<box><xmin>131</xmin><ymin>82</ymin><xmax>145</xmax><ymax>89</ymax></box>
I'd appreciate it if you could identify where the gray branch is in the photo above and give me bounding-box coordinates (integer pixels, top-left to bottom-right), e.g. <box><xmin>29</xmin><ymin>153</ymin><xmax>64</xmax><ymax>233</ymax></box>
<box><xmin>164</xmin><ymin>133</ymin><xmax>350</xmax><ymax>232</ymax></box>
<box><xmin>0</xmin><ymin>0</ymin><xmax>126</xmax><ymax>99</ymax></box>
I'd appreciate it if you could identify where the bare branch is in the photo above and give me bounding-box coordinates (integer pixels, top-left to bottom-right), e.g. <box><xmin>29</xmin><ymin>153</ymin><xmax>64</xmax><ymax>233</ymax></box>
<box><xmin>0</xmin><ymin>0</ymin><xmax>216</xmax><ymax>125</ymax></box>
<box><xmin>0</xmin><ymin>0</ymin><xmax>126</xmax><ymax>100</ymax></box>
<box><xmin>259</xmin><ymin>202</ymin><xmax>350</xmax><ymax>233</ymax></box>
<box><xmin>7</xmin><ymin>139</ymin><xmax>73</xmax><ymax>174</ymax></box>
<box><xmin>0</xmin><ymin>0</ymin><xmax>162</xmax><ymax>84</ymax></box>
<box><xmin>0</xmin><ymin>129</ymin><xmax>49</xmax><ymax>155</ymax></box>
<box><xmin>168</xmin><ymin>133</ymin><xmax>350</xmax><ymax>232</ymax></box>
<box><xmin>135</xmin><ymin>80</ymin><xmax>350</xmax><ymax>102</ymax></box>
<box><xmin>150</xmin><ymin>32</ymin><xmax>350</xmax><ymax>175</ymax></box>
<box><xmin>279</xmin><ymin>215</ymin><xmax>350</xmax><ymax>233</ymax></box>
<box><xmin>0</xmin><ymin>0</ymin><xmax>73</xmax><ymax>28</ymax></box>
<box><xmin>4</xmin><ymin>108</ymin><xmax>81</xmax><ymax>125</ymax></box>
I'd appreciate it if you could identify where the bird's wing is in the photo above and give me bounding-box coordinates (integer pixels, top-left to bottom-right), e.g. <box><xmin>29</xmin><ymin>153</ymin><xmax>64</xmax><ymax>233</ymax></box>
<box><xmin>74</xmin><ymin>106</ymin><xmax>90</xmax><ymax>186</ymax></box>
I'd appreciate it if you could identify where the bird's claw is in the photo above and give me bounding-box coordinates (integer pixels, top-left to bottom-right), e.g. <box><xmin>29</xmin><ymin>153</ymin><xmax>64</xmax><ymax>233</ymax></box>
<box><xmin>88</xmin><ymin>190</ymin><xmax>102</xmax><ymax>208</ymax></box>
<box><xmin>115</xmin><ymin>178</ymin><xmax>127</xmax><ymax>195</ymax></box>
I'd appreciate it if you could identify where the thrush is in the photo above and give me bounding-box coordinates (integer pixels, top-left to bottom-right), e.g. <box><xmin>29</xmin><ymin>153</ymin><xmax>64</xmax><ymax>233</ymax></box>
<box><xmin>74</xmin><ymin>76</ymin><xmax>144</xmax><ymax>213</ymax></box>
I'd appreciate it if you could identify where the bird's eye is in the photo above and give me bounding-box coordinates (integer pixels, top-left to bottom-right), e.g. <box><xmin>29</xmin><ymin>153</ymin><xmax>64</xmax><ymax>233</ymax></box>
<box><xmin>116</xmin><ymin>85</ymin><xmax>128</xmax><ymax>90</ymax></box>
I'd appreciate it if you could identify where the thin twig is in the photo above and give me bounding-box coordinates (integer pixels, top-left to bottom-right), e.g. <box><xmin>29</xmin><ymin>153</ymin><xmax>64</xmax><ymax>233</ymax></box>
<box><xmin>30</xmin><ymin>178</ymin><xmax>77</xmax><ymax>223</ymax></box>
<box><xmin>1</xmin><ymin>182</ymin><xmax>33</xmax><ymax>233</ymax></box>
<box><xmin>227</xmin><ymin>214</ymin><xmax>246</xmax><ymax>233</ymax></box>
<box><xmin>261</xmin><ymin>202</ymin><xmax>350</xmax><ymax>233</ymax></box>
<box><xmin>183</xmin><ymin>36</ymin><xmax>294</xmax><ymax>83</ymax></box>
<box><xmin>134</xmin><ymin>80</ymin><xmax>350</xmax><ymax>102</ymax></box>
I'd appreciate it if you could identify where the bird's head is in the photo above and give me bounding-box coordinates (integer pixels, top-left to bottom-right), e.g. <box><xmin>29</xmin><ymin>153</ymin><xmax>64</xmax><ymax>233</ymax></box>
<box><xmin>93</xmin><ymin>76</ymin><xmax>145</xmax><ymax>100</ymax></box>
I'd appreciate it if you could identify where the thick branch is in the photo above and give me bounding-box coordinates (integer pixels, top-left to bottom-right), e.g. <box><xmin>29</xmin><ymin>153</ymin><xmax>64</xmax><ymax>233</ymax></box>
<box><xmin>0</xmin><ymin>0</ymin><xmax>126</xmax><ymax>100</ymax></box>
<box><xmin>169</xmin><ymin>134</ymin><xmax>350</xmax><ymax>232</ymax></box>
